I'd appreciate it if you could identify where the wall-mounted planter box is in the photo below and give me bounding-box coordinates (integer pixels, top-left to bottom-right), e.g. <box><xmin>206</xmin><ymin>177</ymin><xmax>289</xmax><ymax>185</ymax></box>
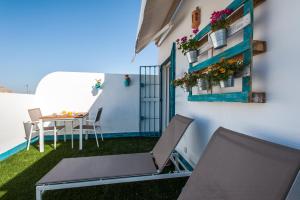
<box><xmin>188</xmin><ymin>92</ymin><xmax>266</xmax><ymax>103</ymax></box>
<box><xmin>186</xmin><ymin>0</ymin><xmax>267</xmax><ymax>103</ymax></box>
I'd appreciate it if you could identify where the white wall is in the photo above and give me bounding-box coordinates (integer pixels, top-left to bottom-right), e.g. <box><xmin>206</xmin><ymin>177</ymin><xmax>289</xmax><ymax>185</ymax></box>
<box><xmin>35</xmin><ymin>71</ymin><xmax>105</xmax><ymax>115</ymax></box>
<box><xmin>0</xmin><ymin>71</ymin><xmax>140</xmax><ymax>154</ymax></box>
<box><xmin>158</xmin><ymin>1</ymin><xmax>300</xmax><ymax>197</ymax></box>
<box><xmin>0</xmin><ymin>93</ymin><xmax>36</xmax><ymax>153</ymax></box>
<box><xmin>35</xmin><ymin>71</ymin><xmax>140</xmax><ymax>134</ymax></box>
<box><xmin>86</xmin><ymin>73</ymin><xmax>140</xmax><ymax>133</ymax></box>
<box><xmin>158</xmin><ymin>0</ymin><xmax>300</xmax><ymax>168</ymax></box>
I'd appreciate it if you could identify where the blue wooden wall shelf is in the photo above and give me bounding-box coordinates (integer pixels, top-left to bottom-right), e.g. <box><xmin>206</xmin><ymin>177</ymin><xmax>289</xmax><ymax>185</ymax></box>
<box><xmin>187</xmin><ymin>0</ymin><xmax>266</xmax><ymax>103</ymax></box>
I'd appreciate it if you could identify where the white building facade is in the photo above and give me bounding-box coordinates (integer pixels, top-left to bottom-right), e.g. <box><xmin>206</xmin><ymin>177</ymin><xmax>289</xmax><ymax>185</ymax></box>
<box><xmin>136</xmin><ymin>0</ymin><xmax>300</xmax><ymax>198</ymax></box>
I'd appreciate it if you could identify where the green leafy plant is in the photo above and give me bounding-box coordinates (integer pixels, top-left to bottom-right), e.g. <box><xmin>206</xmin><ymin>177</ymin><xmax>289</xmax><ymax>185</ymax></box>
<box><xmin>173</xmin><ymin>72</ymin><xmax>199</xmax><ymax>91</ymax></box>
<box><xmin>208</xmin><ymin>58</ymin><xmax>243</xmax><ymax>82</ymax></box>
<box><xmin>176</xmin><ymin>29</ymin><xmax>200</xmax><ymax>55</ymax></box>
<box><xmin>173</xmin><ymin>58</ymin><xmax>243</xmax><ymax>93</ymax></box>
<box><xmin>195</xmin><ymin>58</ymin><xmax>244</xmax><ymax>93</ymax></box>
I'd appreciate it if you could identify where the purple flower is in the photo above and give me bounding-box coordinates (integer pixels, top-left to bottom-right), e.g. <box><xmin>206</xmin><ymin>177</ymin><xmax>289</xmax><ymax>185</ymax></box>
<box><xmin>192</xmin><ymin>28</ymin><xmax>199</xmax><ymax>34</ymax></box>
<box><xmin>181</xmin><ymin>36</ymin><xmax>187</xmax><ymax>43</ymax></box>
<box><xmin>210</xmin><ymin>9</ymin><xmax>233</xmax><ymax>25</ymax></box>
<box><xmin>223</xmin><ymin>9</ymin><xmax>233</xmax><ymax>15</ymax></box>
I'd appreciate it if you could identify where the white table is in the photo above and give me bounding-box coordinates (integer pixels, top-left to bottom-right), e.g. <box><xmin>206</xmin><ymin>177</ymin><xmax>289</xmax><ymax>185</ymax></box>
<box><xmin>38</xmin><ymin>113</ymin><xmax>88</xmax><ymax>152</ymax></box>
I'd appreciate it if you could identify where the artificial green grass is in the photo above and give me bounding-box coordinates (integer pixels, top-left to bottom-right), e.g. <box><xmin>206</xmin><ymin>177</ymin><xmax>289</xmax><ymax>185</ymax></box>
<box><xmin>0</xmin><ymin>138</ymin><xmax>187</xmax><ymax>200</ymax></box>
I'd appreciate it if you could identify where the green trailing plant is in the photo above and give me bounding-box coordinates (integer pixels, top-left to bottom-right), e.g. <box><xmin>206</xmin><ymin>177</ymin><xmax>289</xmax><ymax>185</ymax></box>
<box><xmin>173</xmin><ymin>58</ymin><xmax>243</xmax><ymax>93</ymax></box>
<box><xmin>173</xmin><ymin>72</ymin><xmax>199</xmax><ymax>91</ymax></box>
<box><xmin>197</xmin><ymin>58</ymin><xmax>244</xmax><ymax>92</ymax></box>
<box><xmin>208</xmin><ymin>58</ymin><xmax>244</xmax><ymax>82</ymax></box>
<box><xmin>176</xmin><ymin>29</ymin><xmax>200</xmax><ymax>55</ymax></box>
<box><xmin>198</xmin><ymin>72</ymin><xmax>214</xmax><ymax>93</ymax></box>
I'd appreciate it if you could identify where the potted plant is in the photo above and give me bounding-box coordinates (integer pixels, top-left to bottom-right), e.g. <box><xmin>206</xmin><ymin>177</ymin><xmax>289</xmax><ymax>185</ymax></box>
<box><xmin>94</xmin><ymin>79</ymin><xmax>102</xmax><ymax>89</ymax></box>
<box><xmin>124</xmin><ymin>74</ymin><xmax>131</xmax><ymax>87</ymax></box>
<box><xmin>196</xmin><ymin>70</ymin><xmax>215</xmax><ymax>94</ymax></box>
<box><xmin>173</xmin><ymin>72</ymin><xmax>198</xmax><ymax>92</ymax></box>
<box><xmin>195</xmin><ymin>72</ymin><xmax>208</xmax><ymax>91</ymax></box>
<box><xmin>176</xmin><ymin>29</ymin><xmax>200</xmax><ymax>64</ymax></box>
<box><xmin>208</xmin><ymin>58</ymin><xmax>243</xmax><ymax>88</ymax></box>
<box><xmin>209</xmin><ymin>9</ymin><xmax>233</xmax><ymax>49</ymax></box>
<box><xmin>197</xmin><ymin>77</ymin><xmax>208</xmax><ymax>91</ymax></box>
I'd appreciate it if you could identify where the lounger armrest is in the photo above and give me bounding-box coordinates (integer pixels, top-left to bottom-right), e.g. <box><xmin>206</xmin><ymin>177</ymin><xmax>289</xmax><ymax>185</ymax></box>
<box><xmin>27</xmin><ymin>120</ymin><xmax>39</xmax><ymax>125</ymax></box>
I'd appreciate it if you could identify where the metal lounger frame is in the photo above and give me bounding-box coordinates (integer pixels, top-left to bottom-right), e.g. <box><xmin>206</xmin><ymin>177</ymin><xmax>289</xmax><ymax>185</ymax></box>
<box><xmin>36</xmin><ymin>152</ymin><xmax>192</xmax><ymax>200</ymax></box>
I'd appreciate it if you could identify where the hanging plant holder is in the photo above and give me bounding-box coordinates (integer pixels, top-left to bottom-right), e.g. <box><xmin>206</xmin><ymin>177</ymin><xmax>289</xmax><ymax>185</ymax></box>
<box><xmin>186</xmin><ymin>50</ymin><xmax>198</xmax><ymax>64</ymax></box>
<box><xmin>184</xmin><ymin>86</ymin><xmax>192</xmax><ymax>93</ymax></box>
<box><xmin>124</xmin><ymin>75</ymin><xmax>131</xmax><ymax>87</ymax></box>
<box><xmin>95</xmin><ymin>82</ymin><xmax>101</xmax><ymax>89</ymax></box>
<box><xmin>176</xmin><ymin>28</ymin><xmax>200</xmax><ymax>64</ymax></box>
<box><xmin>210</xmin><ymin>29</ymin><xmax>227</xmax><ymax>49</ymax></box>
<box><xmin>94</xmin><ymin>79</ymin><xmax>102</xmax><ymax>89</ymax></box>
<box><xmin>197</xmin><ymin>78</ymin><xmax>208</xmax><ymax>91</ymax></box>
<box><xmin>219</xmin><ymin>75</ymin><xmax>234</xmax><ymax>88</ymax></box>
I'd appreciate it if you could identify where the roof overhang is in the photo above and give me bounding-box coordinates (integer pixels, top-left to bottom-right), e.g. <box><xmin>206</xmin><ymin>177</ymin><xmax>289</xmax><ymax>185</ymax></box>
<box><xmin>135</xmin><ymin>0</ymin><xmax>182</xmax><ymax>54</ymax></box>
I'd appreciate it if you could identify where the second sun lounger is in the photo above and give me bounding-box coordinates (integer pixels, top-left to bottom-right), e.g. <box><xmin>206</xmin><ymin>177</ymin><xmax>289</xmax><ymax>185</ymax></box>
<box><xmin>36</xmin><ymin>114</ymin><xmax>194</xmax><ymax>200</ymax></box>
<box><xmin>177</xmin><ymin>127</ymin><xmax>300</xmax><ymax>200</ymax></box>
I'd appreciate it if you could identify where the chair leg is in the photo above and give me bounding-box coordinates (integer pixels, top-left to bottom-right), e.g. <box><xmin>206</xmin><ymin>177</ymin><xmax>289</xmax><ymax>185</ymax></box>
<box><xmin>93</xmin><ymin>125</ymin><xmax>99</xmax><ymax>148</ymax></box>
<box><xmin>54</xmin><ymin>126</ymin><xmax>57</xmax><ymax>150</ymax></box>
<box><xmin>71</xmin><ymin>132</ymin><xmax>74</xmax><ymax>149</ymax></box>
<box><xmin>85</xmin><ymin>130</ymin><xmax>88</xmax><ymax>140</ymax></box>
<box><xmin>71</xmin><ymin>121</ymin><xmax>74</xmax><ymax>149</ymax></box>
<box><xmin>64</xmin><ymin>121</ymin><xmax>66</xmax><ymax>142</ymax></box>
<box><xmin>27</xmin><ymin>125</ymin><xmax>34</xmax><ymax>151</ymax></box>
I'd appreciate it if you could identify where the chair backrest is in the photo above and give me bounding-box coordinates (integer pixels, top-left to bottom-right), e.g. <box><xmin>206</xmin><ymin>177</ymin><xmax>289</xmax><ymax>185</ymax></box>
<box><xmin>28</xmin><ymin>108</ymin><xmax>42</xmax><ymax>122</ymax></box>
<box><xmin>177</xmin><ymin>127</ymin><xmax>300</xmax><ymax>200</ymax></box>
<box><xmin>23</xmin><ymin>122</ymin><xmax>32</xmax><ymax>140</ymax></box>
<box><xmin>23</xmin><ymin>122</ymin><xmax>38</xmax><ymax>140</ymax></box>
<box><xmin>152</xmin><ymin>114</ymin><xmax>193</xmax><ymax>172</ymax></box>
<box><xmin>94</xmin><ymin>107</ymin><xmax>103</xmax><ymax>123</ymax></box>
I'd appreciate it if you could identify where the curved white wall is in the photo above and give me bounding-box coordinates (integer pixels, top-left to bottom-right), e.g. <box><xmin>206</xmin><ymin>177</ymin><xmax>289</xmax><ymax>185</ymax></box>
<box><xmin>36</xmin><ymin>71</ymin><xmax>104</xmax><ymax>115</ymax></box>
<box><xmin>35</xmin><ymin>71</ymin><xmax>140</xmax><ymax>134</ymax></box>
<box><xmin>0</xmin><ymin>71</ymin><xmax>140</xmax><ymax>154</ymax></box>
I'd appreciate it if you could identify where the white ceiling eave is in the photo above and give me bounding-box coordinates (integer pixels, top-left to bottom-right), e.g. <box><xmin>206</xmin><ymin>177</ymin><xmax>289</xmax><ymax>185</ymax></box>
<box><xmin>134</xmin><ymin>0</ymin><xmax>182</xmax><ymax>54</ymax></box>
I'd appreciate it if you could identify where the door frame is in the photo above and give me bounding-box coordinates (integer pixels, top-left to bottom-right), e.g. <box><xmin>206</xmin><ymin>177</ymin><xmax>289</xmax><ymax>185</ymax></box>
<box><xmin>160</xmin><ymin>42</ymin><xmax>176</xmax><ymax>131</ymax></box>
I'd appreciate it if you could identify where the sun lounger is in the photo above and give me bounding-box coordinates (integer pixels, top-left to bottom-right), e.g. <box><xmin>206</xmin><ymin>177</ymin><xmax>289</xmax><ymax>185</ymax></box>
<box><xmin>37</xmin><ymin>124</ymin><xmax>300</xmax><ymax>200</ymax></box>
<box><xmin>178</xmin><ymin>127</ymin><xmax>300</xmax><ymax>200</ymax></box>
<box><xmin>36</xmin><ymin>114</ymin><xmax>194</xmax><ymax>200</ymax></box>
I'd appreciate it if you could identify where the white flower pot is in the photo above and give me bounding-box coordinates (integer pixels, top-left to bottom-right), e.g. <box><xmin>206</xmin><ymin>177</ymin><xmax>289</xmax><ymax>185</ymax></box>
<box><xmin>184</xmin><ymin>86</ymin><xmax>192</xmax><ymax>93</ymax></box>
<box><xmin>210</xmin><ymin>29</ymin><xmax>227</xmax><ymax>49</ymax></box>
<box><xmin>186</xmin><ymin>50</ymin><xmax>198</xmax><ymax>64</ymax></box>
<box><xmin>197</xmin><ymin>78</ymin><xmax>208</xmax><ymax>91</ymax></box>
<box><xmin>219</xmin><ymin>75</ymin><xmax>234</xmax><ymax>88</ymax></box>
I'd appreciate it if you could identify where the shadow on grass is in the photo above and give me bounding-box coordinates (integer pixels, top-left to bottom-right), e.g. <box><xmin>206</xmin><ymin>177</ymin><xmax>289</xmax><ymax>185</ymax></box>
<box><xmin>0</xmin><ymin>138</ymin><xmax>187</xmax><ymax>200</ymax></box>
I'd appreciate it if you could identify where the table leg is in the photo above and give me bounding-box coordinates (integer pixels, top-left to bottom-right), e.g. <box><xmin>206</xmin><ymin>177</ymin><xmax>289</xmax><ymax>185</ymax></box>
<box><xmin>38</xmin><ymin>119</ymin><xmax>44</xmax><ymax>152</ymax></box>
<box><xmin>79</xmin><ymin>118</ymin><xmax>83</xmax><ymax>150</ymax></box>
